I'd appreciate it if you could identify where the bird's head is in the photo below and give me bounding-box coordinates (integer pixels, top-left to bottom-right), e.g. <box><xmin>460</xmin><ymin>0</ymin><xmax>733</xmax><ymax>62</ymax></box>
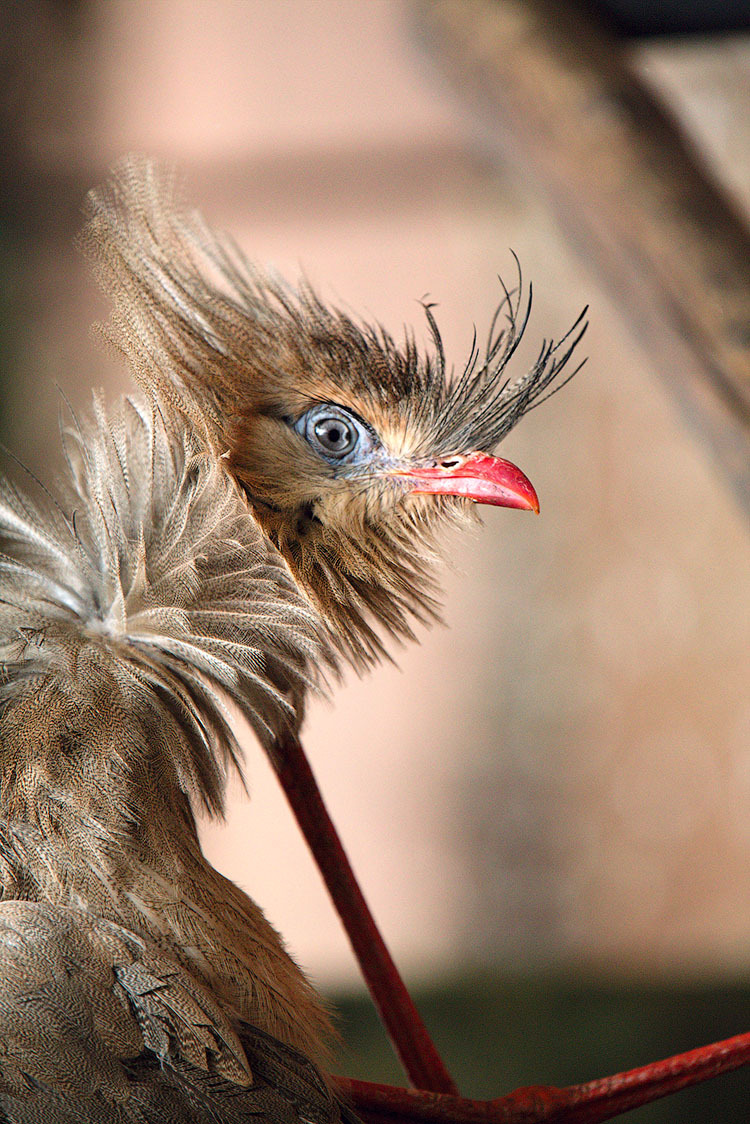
<box><xmin>219</xmin><ymin>282</ymin><xmax>585</xmax><ymax>666</ymax></box>
<box><xmin>82</xmin><ymin>161</ymin><xmax>586</xmax><ymax>668</ymax></box>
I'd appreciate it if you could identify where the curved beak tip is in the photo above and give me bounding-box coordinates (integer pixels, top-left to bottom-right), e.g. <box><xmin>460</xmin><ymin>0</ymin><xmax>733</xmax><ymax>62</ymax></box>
<box><xmin>400</xmin><ymin>452</ymin><xmax>541</xmax><ymax>514</ymax></box>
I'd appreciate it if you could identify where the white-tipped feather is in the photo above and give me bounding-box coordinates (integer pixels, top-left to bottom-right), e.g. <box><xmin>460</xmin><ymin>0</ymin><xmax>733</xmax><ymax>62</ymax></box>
<box><xmin>0</xmin><ymin>395</ymin><xmax>338</xmax><ymax>1073</ymax></box>
<box><xmin>0</xmin><ymin>395</ymin><xmax>331</xmax><ymax>814</ymax></box>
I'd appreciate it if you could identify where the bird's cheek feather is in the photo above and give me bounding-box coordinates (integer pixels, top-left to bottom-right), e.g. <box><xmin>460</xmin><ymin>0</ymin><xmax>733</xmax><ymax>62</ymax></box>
<box><xmin>393</xmin><ymin>451</ymin><xmax>540</xmax><ymax>513</ymax></box>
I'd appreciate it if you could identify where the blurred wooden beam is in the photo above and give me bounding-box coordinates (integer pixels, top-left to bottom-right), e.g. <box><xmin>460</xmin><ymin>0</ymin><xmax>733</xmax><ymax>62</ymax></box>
<box><xmin>414</xmin><ymin>0</ymin><xmax>750</xmax><ymax>512</ymax></box>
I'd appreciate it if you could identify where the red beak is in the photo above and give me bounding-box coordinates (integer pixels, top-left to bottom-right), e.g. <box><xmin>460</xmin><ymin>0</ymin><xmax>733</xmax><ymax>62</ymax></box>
<box><xmin>396</xmin><ymin>451</ymin><xmax>540</xmax><ymax>513</ymax></box>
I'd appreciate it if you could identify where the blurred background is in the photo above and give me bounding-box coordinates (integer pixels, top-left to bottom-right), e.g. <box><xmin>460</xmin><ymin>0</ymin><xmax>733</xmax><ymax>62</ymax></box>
<box><xmin>1</xmin><ymin>1</ymin><xmax>749</xmax><ymax>1119</ymax></box>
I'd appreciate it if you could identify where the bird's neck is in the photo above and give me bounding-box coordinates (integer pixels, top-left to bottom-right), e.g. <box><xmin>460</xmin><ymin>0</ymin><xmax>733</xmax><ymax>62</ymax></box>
<box><xmin>0</xmin><ymin>723</ymin><xmax>332</xmax><ymax>1062</ymax></box>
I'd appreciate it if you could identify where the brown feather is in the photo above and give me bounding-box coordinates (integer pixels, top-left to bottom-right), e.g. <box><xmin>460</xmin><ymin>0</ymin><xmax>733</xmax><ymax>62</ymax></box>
<box><xmin>0</xmin><ymin>397</ymin><xmax>335</xmax><ymax>1065</ymax></box>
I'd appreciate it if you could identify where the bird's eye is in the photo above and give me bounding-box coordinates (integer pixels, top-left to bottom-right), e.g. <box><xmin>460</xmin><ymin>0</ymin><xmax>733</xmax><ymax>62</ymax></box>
<box><xmin>294</xmin><ymin>404</ymin><xmax>375</xmax><ymax>464</ymax></box>
<box><xmin>313</xmin><ymin>416</ymin><xmax>356</xmax><ymax>456</ymax></box>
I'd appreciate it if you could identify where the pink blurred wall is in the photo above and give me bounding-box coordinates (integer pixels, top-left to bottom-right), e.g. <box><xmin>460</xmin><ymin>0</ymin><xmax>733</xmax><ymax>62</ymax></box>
<box><xmin>4</xmin><ymin>0</ymin><xmax>750</xmax><ymax>991</ymax></box>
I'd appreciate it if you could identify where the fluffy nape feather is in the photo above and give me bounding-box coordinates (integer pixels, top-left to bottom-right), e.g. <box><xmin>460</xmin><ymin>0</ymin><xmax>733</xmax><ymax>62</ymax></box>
<box><xmin>0</xmin><ymin>395</ymin><xmax>330</xmax><ymax>820</ymax></box>
<box><xmin>0</xmin><ymin>397</ymin><xmax>340</xmax><ymax>1063</ymax></box>
<box><xmin>79</xmin><ymin>158</ymin><xmax>586</xmax><ymax>669</ymax></box>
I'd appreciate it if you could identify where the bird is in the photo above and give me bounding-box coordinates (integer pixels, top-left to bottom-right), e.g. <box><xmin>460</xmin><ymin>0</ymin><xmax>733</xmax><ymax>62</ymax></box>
<box><xmin>0</xmin><ymin>159</ymin><xmax>586</xmax><ymax>1121</ymax></box>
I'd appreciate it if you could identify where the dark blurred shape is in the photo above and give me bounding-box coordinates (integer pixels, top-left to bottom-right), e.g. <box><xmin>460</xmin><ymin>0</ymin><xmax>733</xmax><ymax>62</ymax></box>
<box><xmin>416</xmin><ymin>0</ymin><xmax>750</xmax><ymax>514</ymax></box>
<box><xmin>585</xmin><ymin>0</ymin><xmax>750</xmax><ymax>37</ymax></box>
<box><xmin>0</xmin><ymin>0</ymin><xmax>91</xmax><ymax>235</ymax></box>
<box><xmin>0</xmin><ymin>0</ymin><xmax>95</xmax><ymax>442</ymax></box>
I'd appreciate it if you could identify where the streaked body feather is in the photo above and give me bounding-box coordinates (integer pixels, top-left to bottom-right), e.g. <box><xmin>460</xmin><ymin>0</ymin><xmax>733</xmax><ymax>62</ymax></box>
<box><xmin>0</xmin><ymin>398</ymin><xmax>334</xmax><ymax>1066</ymax></box>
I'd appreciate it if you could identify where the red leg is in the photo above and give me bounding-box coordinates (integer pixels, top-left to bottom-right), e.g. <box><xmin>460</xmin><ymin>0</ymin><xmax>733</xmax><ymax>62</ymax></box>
<box><xmin>272</xmin><ymin>735</ymin><xmax>458</xmax><ymax>1094</ymax></box>
<box><xmin>273</xmin><ymin>735</ymin><xmax>749</xmax><ymax>1117</ymax></box>
<box><xmin>336</xmin><ymin>1031</ymin><xmax>750</xmax><ymax>1123</ymax></box>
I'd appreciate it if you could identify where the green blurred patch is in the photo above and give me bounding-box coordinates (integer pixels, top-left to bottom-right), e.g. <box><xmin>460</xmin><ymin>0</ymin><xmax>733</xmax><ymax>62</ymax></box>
<box><xmin>328</xmin><ymin>973</ymin><xmax>750</xmax><ymax>1122</ymax></box>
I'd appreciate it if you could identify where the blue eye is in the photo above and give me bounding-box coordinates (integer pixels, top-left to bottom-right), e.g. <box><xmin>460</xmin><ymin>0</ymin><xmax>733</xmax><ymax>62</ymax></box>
<box><xmin>295</xmin><ymin>404</ymin><xmax>376</xmax><ymax>464</ymax></box>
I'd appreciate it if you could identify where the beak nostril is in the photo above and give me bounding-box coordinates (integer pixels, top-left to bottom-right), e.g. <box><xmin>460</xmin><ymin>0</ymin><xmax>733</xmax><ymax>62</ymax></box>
<box><xmin>439</xmin><ymin>457</ymin><xmax>462</xmax><ymax>470</ymax></box>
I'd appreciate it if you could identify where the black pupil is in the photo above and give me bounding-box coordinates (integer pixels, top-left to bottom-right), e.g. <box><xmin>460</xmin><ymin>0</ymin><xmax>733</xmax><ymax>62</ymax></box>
<box><xmin>315</xmin><ymin>418</ymin><xmax>353</xmax><ymax>452</ymax></box>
